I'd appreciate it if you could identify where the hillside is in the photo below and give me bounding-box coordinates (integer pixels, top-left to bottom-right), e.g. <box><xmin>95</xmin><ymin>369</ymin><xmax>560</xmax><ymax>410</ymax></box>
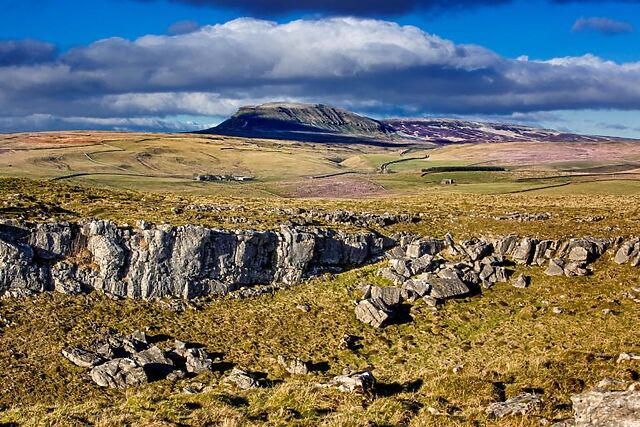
<box><xmin>202</xmin><ymin>102</ymin><xmax>626</xmax><ymax>146</ymax></box>
<box><xmin>386</xmin><ymin>118</ymin><xmax>622</xmax><ymax>144</ymax></box>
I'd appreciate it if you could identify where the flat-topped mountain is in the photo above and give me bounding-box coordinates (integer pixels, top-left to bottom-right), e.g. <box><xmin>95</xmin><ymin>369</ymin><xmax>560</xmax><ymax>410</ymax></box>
<box><xmin>202</xmin><ymin>102</ymin><xmax>626</xmax><ymax>145</ymax></box>
<box><xmin>201</xmin><ymin>102</ymin><xmax>398</xmax><ymax>146</ymax></box>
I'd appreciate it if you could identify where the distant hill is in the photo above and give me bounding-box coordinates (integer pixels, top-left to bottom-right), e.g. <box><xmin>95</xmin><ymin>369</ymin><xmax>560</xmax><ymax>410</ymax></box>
<box><xmin>385</xmin><ymin>118</ymin><xmax>620</xmax><ymax>144</ymax></box>
<box><xmin>200</xmin><ymin>102</ymin><xmax>401</xmax><ymax>146</ymax></box>
<box><xmin>201</xmin><ymin>102</ymin><xmax>625</xmax><ymax>145</ymax></box>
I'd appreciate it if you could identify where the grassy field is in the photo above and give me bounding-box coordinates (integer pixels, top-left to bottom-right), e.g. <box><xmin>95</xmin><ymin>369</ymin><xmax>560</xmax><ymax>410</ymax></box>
<box><xmin>1</xmin><ymin>132</ymin><xmax>640</xmax><ymax>426</ymax></box>
<box><xmin>3</xmin><ymin>131</ymin><xmax>640</xmax><ymax>199</ymax></box>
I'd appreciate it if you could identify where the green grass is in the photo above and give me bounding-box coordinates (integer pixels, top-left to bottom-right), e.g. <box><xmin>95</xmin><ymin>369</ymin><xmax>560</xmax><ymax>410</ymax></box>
<box><xmin>0</xmin><ymin>257</ymin><xmax>638</xmax><ymax>426</ymax></box>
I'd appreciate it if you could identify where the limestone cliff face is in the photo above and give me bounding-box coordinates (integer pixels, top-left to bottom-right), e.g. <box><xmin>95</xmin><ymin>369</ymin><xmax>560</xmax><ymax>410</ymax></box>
<box><xmin>0</xmin><ymin>220</ymin><xmax>392</xmax><ymax>300</ymax></box>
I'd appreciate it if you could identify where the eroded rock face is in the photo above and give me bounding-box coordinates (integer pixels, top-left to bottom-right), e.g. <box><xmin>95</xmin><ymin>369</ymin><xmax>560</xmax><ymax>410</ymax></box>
<box><xmin>0</xmin><ymin>221</ymin><xmax>389</xmax><ymax>300</ymax></box>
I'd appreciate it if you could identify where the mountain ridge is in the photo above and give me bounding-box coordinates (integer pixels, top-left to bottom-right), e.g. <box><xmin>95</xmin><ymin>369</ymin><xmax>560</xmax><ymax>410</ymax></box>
<box><xmin>201</xmin><ymin>102</ymin><xmax>628</xmax><ymax>145</ymax></box>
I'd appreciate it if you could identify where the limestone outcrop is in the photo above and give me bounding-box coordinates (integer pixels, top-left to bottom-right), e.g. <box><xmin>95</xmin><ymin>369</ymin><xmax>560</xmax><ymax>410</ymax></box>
<box><xmin>0</xmin><ymin>220</ymin><xmax>391</xmax><ymax>300</ymax></box>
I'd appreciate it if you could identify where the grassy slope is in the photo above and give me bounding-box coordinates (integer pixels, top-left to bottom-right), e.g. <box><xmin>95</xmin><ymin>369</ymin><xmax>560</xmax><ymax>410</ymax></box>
<box><xmin>1</xmin><ymin>131</ymin><xmax>640</xmax><ymax>425</ymax></box>
<box><xmin>0</xmin><ymin>251</ymin><xmax>638</xmax><ymax>426</ymax></box>
<box><xmin>3</xmin><ymin>131</ymin><xmax>640</xmax><ymax>199</ymax></box>
<box><xmin>0</xmin><ymin>177</ymin><xmax>639</xmax><ymax>426</ymax></box>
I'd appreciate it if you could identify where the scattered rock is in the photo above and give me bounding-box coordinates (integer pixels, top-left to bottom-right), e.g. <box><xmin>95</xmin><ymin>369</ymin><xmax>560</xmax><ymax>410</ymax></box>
<box><xmin>369</xmin><ymin>286</ymin><xmax>406</xmax><ymax>306</ymax></box>
<box><xmin>64</xmin><ymin>330</ymin><xmax>217</xmax><ymax>389</ymax></box>
<box><xmin>224</xmin><ymin>368</ymin><xmax>262</xmax><ymax>390</ymax></box>
<box><xmin>546</xmin><ymin>259</ymin><xmax>566</xmax><ymax>276</ymax></box>
<box><xmin>354</xmin><ymin>298</ymin><xmax>396</xmax><ymax>328</ymax></box>
<box><xmin>183</xmin><ymin>382</ymin><xmax>207</xmax><ymax>394</ymax></box>
<box><xmin>296</xmin><ymin>304</ymin><xmax>311</xmax><ymax>313</ymax></box>
<box><xmin>617</xmin><ymin>352</ymin><xmax>640</xmax><ymax>363</ymax></box>
<box><xmin>429</xmin><ymin>276</ymin><xmax>472</xmax><ymax>301</ymax></box>
<box><xmin>338</xmin><ymin>334</ymin><xmax>360</xmax><ymax>351</ymax></box>
<box><xmin>571</xmin><ymin>389</ymin><xmax>640</xmax><ymax>426</ymax></box>
<box><xmin>277</xmin><ymin>355</ymin><xmax>310</xmax><ymax>375</ymax></box>
<box><xmin>328</xmin><ymin>370</ymin><xmax>376</xmax><ymax>395</ymax></box>
<box><xmin>62</xmin><ymin>347</ymin><xmax>105</xmax><ymax>368</ymax></box>
<box><xmin>597</xmin><ymin>377</ymin><xmax>627</xmax><ymax>390</ymax></box>
<box><xmin>512</xmin><ymin>274</ymin><xmax>530</xmax><ymax>289</ymax></box>
<box><xmin>552</xmin><ymin>307</ymin><xmax>564</xmax><ymax>314</ymax></box>
<box><xmin>183</xmin><ymin>348</ymin><xmax>214</xmax><ymax>374</ymax></box>
<box><xmin>485</xmin><ymin>393</ymin><xmax>543</xmax><ymax>418</ymax></box>
<box><xmin>90</xmin><ymin>358</ymin><xmax>148</xmax><ymax>389</ymax></box>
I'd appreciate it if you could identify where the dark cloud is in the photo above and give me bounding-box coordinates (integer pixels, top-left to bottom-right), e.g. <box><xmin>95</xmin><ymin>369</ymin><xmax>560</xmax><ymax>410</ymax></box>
<box><xmin>1</xmin><ymin>18</ymin><xmax>640</xmax><ymax>132</ymax></box>
<box><xmin>135</xmin><ymin>0</ymin><xmax>640</xmax><ymax>16</ymax></box>
<box><xmin>138</xmin><ymin>0</ymin><xmax>511</xmax><ymax>15</ymax></box>
<box><xmin>572</xmin><ymin>17</ymin><xmax>634</xmax><ymax>35</ymax></box>
<box><xmin>0</xmin><ymin>39</ymin><xmax>56</xmax><ymax>66</ymax></box>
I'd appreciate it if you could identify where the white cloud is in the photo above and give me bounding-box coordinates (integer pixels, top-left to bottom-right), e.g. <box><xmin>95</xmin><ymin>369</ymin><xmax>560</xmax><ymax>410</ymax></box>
<box><xmin>1</xmin><ymin>17</ymin><xmax>640</xmax><ymax>132</ymax></box>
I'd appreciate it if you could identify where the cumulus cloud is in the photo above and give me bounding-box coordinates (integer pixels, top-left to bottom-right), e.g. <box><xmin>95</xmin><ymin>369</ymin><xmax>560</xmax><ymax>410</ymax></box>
<box><xmin>2</xmin><ymin>17</ymin><xmax>640</xmax><ymax>132</ymax></box>
<box><xmin>572</xmin><ymin>17</ymin><xmax>634</xmax><ymax>35</ymax></box>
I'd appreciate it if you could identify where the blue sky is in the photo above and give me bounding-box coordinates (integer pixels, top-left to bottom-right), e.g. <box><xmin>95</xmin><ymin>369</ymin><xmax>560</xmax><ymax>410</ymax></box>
<box><xmin>1</xmin><ymin>0</ymin><xmax>640</xmax><ymax>136</ymax></box>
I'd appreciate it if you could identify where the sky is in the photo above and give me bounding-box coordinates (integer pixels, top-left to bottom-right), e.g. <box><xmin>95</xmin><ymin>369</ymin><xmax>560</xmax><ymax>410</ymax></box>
<box><xmin>1</xmin><ymin>0</ymin><xmax>640</xmax><ymax>136</ymax></box>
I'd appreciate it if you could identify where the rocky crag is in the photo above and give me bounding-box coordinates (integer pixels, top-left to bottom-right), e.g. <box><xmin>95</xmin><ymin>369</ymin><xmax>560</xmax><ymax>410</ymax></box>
<box><xmin>0</xmin><ymin>220</ymin><xmax>392</xmax><ymax>300</ymax></box>
<box><xmin>3</xmin><ymin>218</ymin><xmax>640</xmax><ymax>305</ymax></box>
<box><xmin>356</xmin><ymin>233</ymin><xmax>640</xmax><ymax>327</ymax></box>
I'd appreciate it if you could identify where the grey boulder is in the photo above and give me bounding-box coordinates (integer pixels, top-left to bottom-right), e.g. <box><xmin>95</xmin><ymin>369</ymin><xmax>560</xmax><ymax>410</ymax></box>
<box><xmin>354</xmin><ymin>298</ymin><xmax>396</xmax><ymax>328</ymax></box>
<box><xmin>485</xmin><ymin>393</ymin><xmax>542</xmax><ymax>418</ymax></box>
<box><xmin>90</xmin><ymin>358</ymin><xmax>148</xmax><ymax>389</ymax></box>
<box><xmin>571</xmin><ymin>389</ymin><xmax>640</xmax><ymax>427</ymax></box>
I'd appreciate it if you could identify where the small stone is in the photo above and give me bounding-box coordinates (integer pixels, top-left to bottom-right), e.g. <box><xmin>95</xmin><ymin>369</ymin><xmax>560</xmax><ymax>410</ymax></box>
<box><xmin>422</xmin><ymin>296</ymin><xmax>438</xmax><ymax>307</ymax></box>
<box><xmin>485</xmin><ymin>393</ymin><xmax>543</xmax><ymax>418</ymax></box>
<box><xmin>296</xmin><ymin>304</ymin><xmax>311</xmax><ymax>313</ymax></box>
<box><xmin>354</xmin><ymin>298</ymin><xmax>395</xmax><ymax>328</ymax></box>
<box><xmin>338</xmin><ymin>334</ymin><xmax>359</xmax><ymax>351</ymax></box>
<box><xmin>602</xmin><ymin>308</ymin><xmax>614</xmax><ymax>315</ymax></box>
<box><xmin>453</xmin><ymin>364</ymin><xmax>464</xmax><ymax>374</ymax></box>
<box><xmin>329</xmin><ymin>370</ymin><xmax>376</xmax><ymax>395</ymax></box>
<box><xmin>597</xmin><ymin>377</ymin><xmax>627</xmax><ymax>390</ymax></box>
<box><xmin>545</xmin><ymin>259</ymin><xmax>566</xmax><ymax>276</ymax></box>
<box><xmin>184</xmin><ymin>348</ymin><xmax>213</xmax><ymax>374</ymax></box>
<box><xmin>427</xmin><ymin>407</ymin><xmax>441</xmax><ymax>415</ymax></box>
<box><xmin>183</xmin><ymin>382</ymin><xmax>206</xmax><ymax>394</ymax></box>
<box><xmin>90</xmin><ymin>358</ymin><xmax>148</xmax><ymax>389</ymax></box>
<box><xmin>224</xmin><ymin>368</ymin><xmax>261</xmax><ymax>390</ymax></box>
<box><xmin>552</xmin><ymin>306</ymin><xmax>564</xmax><ymax>314</ymax></box>
<box><xmin>512</xmin><ymin>274</ymin><xmax>530</xmax><ymax>289</ymax></box>
<box><xmin>277</xmin><ymin>355</ymin><xmax>310</xmax><ymax>375</ymax></box>
<box><xmin>617</xmin><ymin>352</ymin><xmax>640</xmax><ymax>363</ymax></box>
<box><xmin>166</xmin><ymin>370</ymin><xmax>186</xmax><ymax>381</ymax></box>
